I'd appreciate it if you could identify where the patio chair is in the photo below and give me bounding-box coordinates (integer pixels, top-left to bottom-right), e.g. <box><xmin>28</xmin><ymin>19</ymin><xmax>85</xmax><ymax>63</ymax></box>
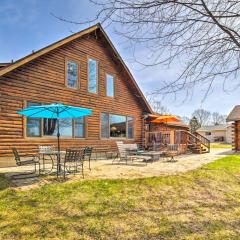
<box><xmin>12</xmin><ymin>148</ymin><xmax>40</xmax><ymax>179</ymax></box>
<box><xmin>63</xmin><ymin>149</ymin><xmax>84</xmax><ymax>179</ymax></box>
<box><xmin>115</xmin><ymin>141</ymin><xmax>150</xmax><ymax>165</ymax></box>
<box><xmin>83</xmin><ymin>147</ymin><xmax>93</xmax><ymax>170</ymax></box>
<box><xmin>165</xmin><ymin>144</ymin><xmax>179</xmax><ymax>162</ymax></box>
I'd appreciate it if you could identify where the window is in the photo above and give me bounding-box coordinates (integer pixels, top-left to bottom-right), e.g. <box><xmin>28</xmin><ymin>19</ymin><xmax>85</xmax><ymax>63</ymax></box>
<box><xmin>58</xmin><ymin>119</ymin><xmax>73</xmax><ymax>137</ymax></box>
<box><xmin>43</xmin><ymin>119</ymin><xmax>57</xmax><ymax>136</ymax></box>
<box><xmin>106</xmin><ymin>74</ymin><xmax>114</xmax><ymax>97</ymax></box>
<box><xmin>205</xmin><ymin>132</ymin><xmax>211</xmax><ymax>136</ymax></box>
<box><xmin>43</xmin><ymin>119</ymin><xmax>72</xmax><ymax>137</ymax></box>
<box><xmin>101</xmin><ymin>113</ymin><xmax>134</xmax><ymax>139</ymax></box>
<box><xmin>110</xmin><ymin>114</ymin><xmax>126</xmax><ymax>138</ymax></box>
<box><xmin>127</xmin><ymin>116</ymin><xmax>134</xmax><ymax>139</ymax></box>
<box><xmin>26</xmin><ymin>101</ymin><xmax>85</xmax><ymax>138</ymax></box>
<box><xmin>26</xmin><ymin>102</ymin><xmax>41</xmax><ymax>137</ymax></box>
<box><xmin>101</xmin><ymin>113</ymin><xmax>109</xmax><ymax>138</ymax></box>
<box><xmin>74</xmin><ymin>117</ymin><xmax>85</xmax><ymax>138</ymax></box>
<box><xmin>66</xmin><ymin>60</ymin><xmax>78</xmax><ymax>88</ymax></box>
<box><xmin>88</xmin><ymin>59</ymin><xmax>98</xmax><ymax>93</ymax></box>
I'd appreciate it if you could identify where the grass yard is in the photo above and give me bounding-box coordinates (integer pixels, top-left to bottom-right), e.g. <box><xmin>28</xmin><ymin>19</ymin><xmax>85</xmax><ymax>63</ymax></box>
<box><xmin>210</xmin><ymin>143</ymin><xmax>232</xmax><ymax>149</ymax></box>
<box><xmin>1</xmin><ymin>155</ymin><xmax>240</xmax><ymax>239</ymax></box>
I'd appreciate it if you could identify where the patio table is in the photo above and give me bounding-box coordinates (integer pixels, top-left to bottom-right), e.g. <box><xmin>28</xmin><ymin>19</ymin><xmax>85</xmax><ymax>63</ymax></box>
<box><xmin>40</xmin><ymin>150</ymin><xmax>66</xmax><ymax>174</ymax></box>
<box><xmin>140</xmin><ymin>151</ymin><xmax>163</xmax><ymax>162</ymax></box>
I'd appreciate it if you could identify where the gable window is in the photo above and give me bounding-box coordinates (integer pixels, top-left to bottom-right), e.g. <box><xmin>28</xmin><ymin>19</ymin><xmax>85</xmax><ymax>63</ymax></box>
<box><xmin>66</xmin><ymin>60</ymin><xmax>78</xmax><ymax>89</ymax></box>
<box><xmin>26</xmin><ymin>102</ymin><xmax>41</xmax><ymax>137</ymax></box>
<box><xmin>106</xmin><ymin>74</ymin><xmax>114</xmax><ymax>97</ymax></box>
<box><xmin>100</xmin><ymin>113</ymin><xmax>134</xmax><ymax>139</ymax></box>
<box><xmin>88</xmin><ymin>59</ymin><xmax>98</xmax><ymax>93</ymax></box>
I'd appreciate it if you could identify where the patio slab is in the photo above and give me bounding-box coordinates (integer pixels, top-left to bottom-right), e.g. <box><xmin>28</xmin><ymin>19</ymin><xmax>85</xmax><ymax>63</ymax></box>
<box><xmin>0</xmin><ymin>148</ymin><xmax>233</xmax><ymax>190</ymax></box>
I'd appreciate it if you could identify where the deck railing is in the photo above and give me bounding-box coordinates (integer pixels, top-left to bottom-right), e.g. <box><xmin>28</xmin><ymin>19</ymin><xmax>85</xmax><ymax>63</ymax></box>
<box><xmin>144</xmin><ymin>130</ymin><xmax>210</xmax><ymax>153</ymax></box>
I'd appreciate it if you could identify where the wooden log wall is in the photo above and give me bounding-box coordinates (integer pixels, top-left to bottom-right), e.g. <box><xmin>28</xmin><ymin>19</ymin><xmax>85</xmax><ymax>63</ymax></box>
<box><xmin>0</xmin><ymin>31</ymin><xmax>148</xmax><ymax>166</ymax></box>
<box><xmin>233</xmin><ymin>121</ymin><xmax>240</xmax><ymax>151</ymax></box>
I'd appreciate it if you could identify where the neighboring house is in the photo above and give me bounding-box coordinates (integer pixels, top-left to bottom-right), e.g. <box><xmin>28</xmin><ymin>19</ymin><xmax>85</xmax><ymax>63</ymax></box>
<box><xmin>196</xmin><ymin>124</ymin><xmax>232</xmax><ymax>143</ymax></box>
<box><xmin>0</xmin><ymin>24</ymin><xmax>153</xmax><ymax>166</ymax></box>
<box><xmin>227</xmin><ymin>105</ymin><xmax>240</xmax><ymax>150</ymax></box>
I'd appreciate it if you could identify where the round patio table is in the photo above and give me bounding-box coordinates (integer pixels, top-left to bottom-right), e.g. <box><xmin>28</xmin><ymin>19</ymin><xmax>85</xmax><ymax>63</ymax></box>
<box><xmin>40</xmin><ymin>150</ymin><xmax>66</xmax><ymax>174</ymax></box>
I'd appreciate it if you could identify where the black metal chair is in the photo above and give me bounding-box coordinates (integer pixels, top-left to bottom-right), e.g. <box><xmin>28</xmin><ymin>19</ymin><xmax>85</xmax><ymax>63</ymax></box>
<box><xmin>12</xmin><ymin>148</ymin><xmax>40</xmax><ymax>179</ymax></box>
<box><xmin>83</xmin><ymin>147</ymin><xmax>93</xmax><ymax>170</ymax></box>
<box><xmin>63</xmin><ymin>149</ymin><xmax>84</xmax><ymax>179</ymax></box>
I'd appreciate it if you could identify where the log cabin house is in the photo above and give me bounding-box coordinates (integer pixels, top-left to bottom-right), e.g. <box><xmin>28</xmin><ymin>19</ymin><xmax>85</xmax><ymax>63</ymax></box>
<box><xmin>0</xmin><ymin>24</ymin><xmax>208</xmax><ymax>167</ymax></box>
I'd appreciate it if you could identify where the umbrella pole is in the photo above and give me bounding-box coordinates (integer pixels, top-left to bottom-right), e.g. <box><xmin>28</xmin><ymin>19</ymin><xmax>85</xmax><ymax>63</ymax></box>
<box><xmin>57</xmin><ymin>109</ymin><xmax>61</xmax><ymax>177</ymax></box>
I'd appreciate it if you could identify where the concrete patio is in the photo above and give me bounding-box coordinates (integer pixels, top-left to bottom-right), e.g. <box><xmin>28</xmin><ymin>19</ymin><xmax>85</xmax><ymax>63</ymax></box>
<box><xmin>0</xmin><ymin>148</ymin><xmax>233</xmax><ymax>190</ymax></box>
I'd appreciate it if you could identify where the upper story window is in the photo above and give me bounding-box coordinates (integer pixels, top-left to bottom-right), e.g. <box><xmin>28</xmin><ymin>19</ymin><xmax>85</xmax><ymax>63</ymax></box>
<box><xmin>66</xmin><ymin>60</ymin><xmax>78</xmax><ymax>89</ymax></box>
<box><xmin>88</xmin><ymin>59</ymin><xmax>98</xmax><ymax>93</ymax></box>
<box><xmin>106</xmin><ymin>74</ymin><xmax>114</xmax><ymax>97</ymax></box>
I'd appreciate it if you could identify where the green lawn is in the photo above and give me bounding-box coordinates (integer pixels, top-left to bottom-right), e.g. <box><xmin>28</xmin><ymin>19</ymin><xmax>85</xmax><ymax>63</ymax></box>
<box><xmin>210</xmin><ymin>143</ymin><xmax>232</xmax><ymax>149</ymax></box>
<box><xmin>1</xmin><ymin>156</ymin><xmax>240</xmax><ymax>239</ymax></box>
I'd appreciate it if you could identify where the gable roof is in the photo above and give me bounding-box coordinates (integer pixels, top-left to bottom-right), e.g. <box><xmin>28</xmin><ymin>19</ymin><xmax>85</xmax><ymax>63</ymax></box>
<box><xmin>227</xmin><ymin>105</ymin><xmax>240</xmax><ymax>121</ymax></box>
<box><xmin>197</xmin><ymin>124</ymin><xmax>229</xmax><ymax>132</ymax></box>
<box><xmin>0</xmin><ymin>23</ymin><xmax>152</xmax><ymax>113</ymax></box>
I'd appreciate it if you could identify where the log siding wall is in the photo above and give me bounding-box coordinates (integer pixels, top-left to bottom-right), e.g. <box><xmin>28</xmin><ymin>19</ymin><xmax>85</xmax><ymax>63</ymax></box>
<box><xmin>0</xmin><ymin>32</ymin><xmax>147</xmax><ymax>166</ymax></box>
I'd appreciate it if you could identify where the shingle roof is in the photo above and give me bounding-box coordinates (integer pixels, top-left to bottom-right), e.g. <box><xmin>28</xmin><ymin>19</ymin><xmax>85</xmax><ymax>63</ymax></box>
<box><xmin>197</xmin><ymin>124</ymin><xmax>229</xmax><ymax>132</ymax></box>
<box><xmin>227</xmin><ymin>105</ymin><xmax>240</xmax><ymax>121</ymax></box>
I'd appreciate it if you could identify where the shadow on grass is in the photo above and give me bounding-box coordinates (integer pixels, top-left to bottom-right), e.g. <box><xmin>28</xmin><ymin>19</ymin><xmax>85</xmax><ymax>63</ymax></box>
<box><xmin>0</xmin><ymin>174</ymin><xmax>11</xmax><ymax>191</ymax></box>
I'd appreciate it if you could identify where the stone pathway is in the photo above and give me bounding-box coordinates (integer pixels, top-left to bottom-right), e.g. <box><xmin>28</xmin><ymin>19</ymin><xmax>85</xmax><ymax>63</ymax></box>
<box><xmin>0</xmin><ymin>148</ymin><xmax>233</xmax><ymax>190</ymax></box>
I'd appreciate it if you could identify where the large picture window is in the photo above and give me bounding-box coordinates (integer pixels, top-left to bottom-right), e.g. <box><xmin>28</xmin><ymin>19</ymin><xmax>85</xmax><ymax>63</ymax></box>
<box><xmin>101</xmin><ymin>113</ymin><xmax>134</xmax><ymax>139</ymax></box>
<box><xmin>66</xmin><ymin>60</ymin><xmax>78</xmax><ymax>89</ymax></box>
<box><xmin>106</xmin><ymin>74</ymin><xmax>114</xmax><ymax>97</ymax></box>
<box><xmin>110</xmin><ymin>114</ymin><xmax>126</xmax><ymax>138</ymax></box>
<box><xmin>26</xmin><ymin>101</ymin><xmax>85</xmax><ymax>138</ymax></box>
<box><xmin>88</xmin><ymin>59</ymin><xmax>98</xmax><ymax>93</ymax></box>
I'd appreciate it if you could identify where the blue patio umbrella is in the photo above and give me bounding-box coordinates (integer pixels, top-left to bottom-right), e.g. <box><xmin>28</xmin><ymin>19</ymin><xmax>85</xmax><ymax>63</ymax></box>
<box><xmin>17</xmin><ymin>103</ymin><xmax>92</xmax><ymax>176</ymax></box>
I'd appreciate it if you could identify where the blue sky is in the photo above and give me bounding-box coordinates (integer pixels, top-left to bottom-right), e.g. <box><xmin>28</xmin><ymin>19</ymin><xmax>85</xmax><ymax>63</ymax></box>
<box><xmin>0</xmin><ymin>0</ymin><xmax>239</xmax><ymax>117</ymax></box>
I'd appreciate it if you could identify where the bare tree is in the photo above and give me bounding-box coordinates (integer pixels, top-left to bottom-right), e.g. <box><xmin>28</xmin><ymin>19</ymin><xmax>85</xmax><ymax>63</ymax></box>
<box><xmin>57</xmin><ymin>0</ymin><xmax>240</xmax><ymax>98</ymax></box>
<box><xmin>192</xmin><ymin>109</ymin><xmax>211</xmax><ymax>126</ymax></box>
<box><xmin>180</xmin><ymin>116</ymin><xmax>190</xmax><ymax>125</ymax></box>
<box><xmin>146</xmin><ymin>95</ymin><xmax>170</xmax><ymax>114</ymax></box>
<box><xmin>211</xmin><ymin>112</ymin><xmax>226</xmax><ymax>125</ymax></box>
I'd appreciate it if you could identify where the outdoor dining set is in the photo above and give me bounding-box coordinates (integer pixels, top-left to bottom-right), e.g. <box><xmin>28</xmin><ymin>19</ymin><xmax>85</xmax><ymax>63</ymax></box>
<box><xmin>114</xmin><ymin>141</ymin><xmax>181</xmax><ymax>165</ymax></box>
<box><xmin>11</xmin><ymin>146</ymin><xmax>93</xmax><ymax>179</ymax></box>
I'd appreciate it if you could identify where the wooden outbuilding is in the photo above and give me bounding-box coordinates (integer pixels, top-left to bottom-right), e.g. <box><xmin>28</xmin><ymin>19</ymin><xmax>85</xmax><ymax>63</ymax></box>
<box><xmin>227</xmin><ymin>105</ymin><xmax>240</xmax><ymax>150</ymax></box>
